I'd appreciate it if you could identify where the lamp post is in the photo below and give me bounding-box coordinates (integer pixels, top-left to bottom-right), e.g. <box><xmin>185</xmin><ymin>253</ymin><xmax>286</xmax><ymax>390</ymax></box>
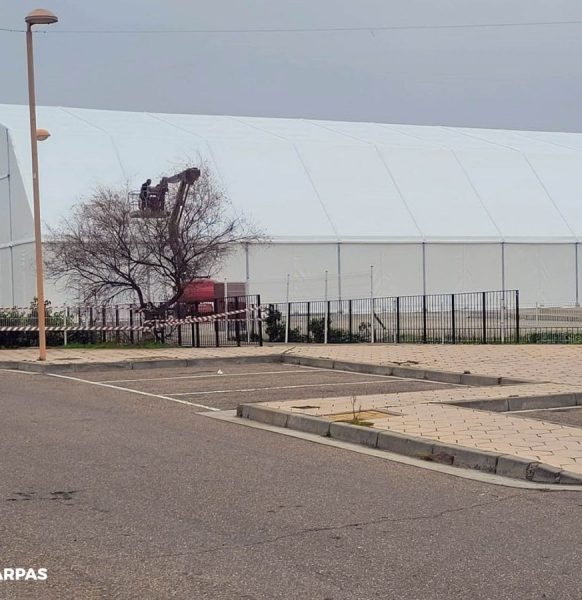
<box><xmin>25</xmin><ymin>8</ymin><xmax>58</xmax><ymax>361</ymax></box>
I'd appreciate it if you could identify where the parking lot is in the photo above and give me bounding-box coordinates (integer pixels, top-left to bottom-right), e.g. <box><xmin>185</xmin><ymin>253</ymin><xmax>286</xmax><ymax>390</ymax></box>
<box><xmin>66</xmin><ymin>360</ymin><xmax>457</xmax><ymax>412</ymax></box>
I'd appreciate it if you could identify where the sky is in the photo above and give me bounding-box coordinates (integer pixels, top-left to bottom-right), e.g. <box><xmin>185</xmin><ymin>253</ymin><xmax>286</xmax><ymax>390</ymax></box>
<box><xmin>2</xmin><ymin>0</ymin><xmax>582</xmax><ymax>131</ymax></box>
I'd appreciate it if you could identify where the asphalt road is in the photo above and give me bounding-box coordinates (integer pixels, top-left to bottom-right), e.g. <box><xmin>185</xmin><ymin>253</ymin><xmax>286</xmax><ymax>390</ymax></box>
<box><xmin>1</xmin><ymin>365</ymin><xmax>582</xmax><ymax>599</ymax></box>
<box><xmin>72</xmin><ymin>362</ymin><xmax>455</xmax><ymax>411</ymax></box>
<box><xmin>513</xmin><ymin>406</ymin><xmax>582</xmax><ymax>428</ymax></box>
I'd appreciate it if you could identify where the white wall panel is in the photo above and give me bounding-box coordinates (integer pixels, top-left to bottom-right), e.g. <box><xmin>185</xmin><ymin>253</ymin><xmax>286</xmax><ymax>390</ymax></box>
<box><xmin>213</xmin><ymin>245</ymin><xmax>247</xmax><ymax>284</ymax></box>
<box><xmin>505</xmin><ymin>243</ymin><xmax>576</xmax><ymax>306</ymax></box>
<box><xmin>246</xmin><ymin>243</ymin><xmax>337</xmax><ymax>302</ymax></box>
<box><xmin>340</xmin><ymin>243</ymin><xmax>424</xmax><ymax>298</ymax></box>
<box><xmin>425</xmin><ymin>244</ymin><xmax>502</xmax><ymax>294</ymax></box>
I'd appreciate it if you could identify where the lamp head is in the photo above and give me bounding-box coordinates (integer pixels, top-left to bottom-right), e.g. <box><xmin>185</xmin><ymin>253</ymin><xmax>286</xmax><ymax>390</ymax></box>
<box><xmin>36</xmin><ymin>128</ymin><xmax>51</xmax><ymax>141</ymax></box>
<box><xmin>25</xmin><ymin>9</ymin><xmax>58</xmax><ymax>26</ymax></box>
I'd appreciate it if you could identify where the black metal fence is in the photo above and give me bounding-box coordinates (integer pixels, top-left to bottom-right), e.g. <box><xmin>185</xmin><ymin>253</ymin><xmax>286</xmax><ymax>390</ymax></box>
<box><xmin>0</xmin><ymin>295</ymin><xmax>263</xmax><ymax>348</ymax></box>
<box><xmin>264</xmin><ymin>290</ymin><xmax>520</xmax><ymax>344</ymax></box>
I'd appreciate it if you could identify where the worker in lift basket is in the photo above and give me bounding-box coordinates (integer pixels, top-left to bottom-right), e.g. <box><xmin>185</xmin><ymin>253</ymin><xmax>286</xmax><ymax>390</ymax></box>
<box><xmin>139</xmin><ymin>178</ymin><xmax>152</xmax><ymax>210</ymax></box>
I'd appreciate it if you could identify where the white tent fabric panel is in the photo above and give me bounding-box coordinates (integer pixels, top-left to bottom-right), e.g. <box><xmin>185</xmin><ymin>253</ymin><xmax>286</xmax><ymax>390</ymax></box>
<box><xmin>3</xmin><ymin>105</ymin><xmax>582</xmax><ymax>243</ymax></box>
<box><xmin>149</xmin><ymin>114</ymin><xmax>276</xmax><ymax>144</ymax></box>
<box><xmin>11</xmin><ymin>243</ymin><xmax>36</xmax><ymax>306</ymax></box>
<box><xmin>504</xmin><ymin>244</ymin><xmax>576</xmax><ymax>306</ymax></box>
<box><xmin>339</xmin><ymin>243</ymin><xmax>424</xmax><ymax>299</ymax></box>
<box><xmin>64</xmin><ymin>108</ymin><xmax>210</xmax><ymax>181</ymax></box>
<box><xmin>314</xmin><ymin>121</ymin><xmax>440</xmax><ymax>149</ymax></box>
<box><xmin>457</xmin><ymin>128</ymin><xmax>572</xmax><ymax>154</ymax></box>
<box><xmin>247</xmin><ymin>243</ymin><xmax>338</xmax><ymax>301</ymax></box>
<box><xmin>525</xmin><ymin>154</ymin><xmax>582</xmax><ymax>239</ymax></box>
<box><xmin>210</xmin><ymin>140</ymin><xmax>337</xmax><ymax>240</ymax></box>
<box><xmin>424</xmin><ymin>244</ymin><xmax>502</xmax><ymax>295</ymax></box>
<box><xmin>236</xmin><ymin>117</ymin><xmax>358</xmax><ymax>144</ymax></box>
<box><xmin>296</xmin><ymin>143</ymin><xmax>421</xmax><ymax>240</ymax></box>
<box><xmin>0</xmin><ymin>178</ymin><xmax>10</xmax><ymax>244</ymax></box>
<box><xmin>36</xmin><ymin>133</ymin><xmax>125</xmax><ymax>226</ymax></box>
<box><xmin>389</xmin><ymin>126</ymin><xmax>498</xmax><ymax>151</ymax></box>
<box><xmin>0</xmin><ymin>247</ymin><xmax>13</xmax><ymax>306</ymax></box>
<box><xmin>5</xmin><ymin>141</ymin><xmax>32</xmax><ymax>243</ymax></box>
<box><xmin>0</xmin><ymin>126</ymin><xmax>9</xmax><ymax>171</ymax></box>
<box><xmin>377</xmin><ymin>147</ymin><xmax>500</xmax><ymax>240</ymax></box>
<box><xmin>458</xmin><ymin>151</ymin><xmax>573</xmax><ymax>241</ymax></box>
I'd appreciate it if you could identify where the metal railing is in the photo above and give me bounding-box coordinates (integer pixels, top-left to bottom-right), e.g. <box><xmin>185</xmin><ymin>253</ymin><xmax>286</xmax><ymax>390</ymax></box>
<box><xmin>264</xmin><ymin>290</ymin><xmax>520</xmax><ymax>344</ymax></box>
<box><xmin>0</xmin><ymin>295</ymin><xmax>263</xmax><ymax>348</ymax></box>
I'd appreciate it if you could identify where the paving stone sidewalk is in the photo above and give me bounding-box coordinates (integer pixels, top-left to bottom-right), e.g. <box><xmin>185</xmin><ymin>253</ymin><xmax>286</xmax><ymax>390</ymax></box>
<box><xmin>284</xmin><ymin>344</ymin><xmax>582</xmax><ymax>385</ymax></box>
<box><xmin>0</xmin><ymin>346</ymin><xmax>279</xmax><ymax>366</ymax></box>
<box><xmin>260</xmin><ymin>384</ymin><xmax>582</xmax><ymax>475</ymax></box>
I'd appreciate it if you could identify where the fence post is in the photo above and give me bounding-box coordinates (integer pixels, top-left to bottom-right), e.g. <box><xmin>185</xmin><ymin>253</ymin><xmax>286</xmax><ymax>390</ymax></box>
<box><xmin>324</xmin><ymin>270</ymin><xmax>329</xmax><ymax>344</ymax></box>
<box><xmin>451</xmin><ymin>294</ymin><xmax>456</xmax><ymax>344</ymax></box>
<box><xmin>101</xmin><ymin>306</ymin><xmax>106</xmax><ymax>343</ymax></box>
<box><xmin>515</xmin><ymin>290</ymin><xmax>520</xmax><ymax>343</ymax></box>
<box><xmin>348</xmin><ymin>300</ymin><xmax>353</xmax><ymax>342</ymax></box>
<box><xmin>234</xmin><ymin>297</ymin><xmax>241</xmax><ymax>346</ymax></box>
<box><xmin>64</xmin><ymin>306</ymin><xmax>69</xmax><ymax>347</ymax></box>
<box><xmin>482</xmin><ymin>291</ymin><xmax>487</xmax><ymax>344</ymax></box>
<box><xmin>396</xmin><ymin>296</ymin><xmax>400</xmax><ymax>343</ymax></box>
<box><xmin>306</xmin><ymin>302</ymin><xmax>311</xmax><ymax>342</ymax></box>
<box><xmin>115</xmin><ymin>305</ymin><xmax>120</xmax><ymax>344</ymax></box>
<box><xmin>285</xmin><ymin>302</ymin><xmax>290</xmax><ymax>344</ymax></box>
<box><xmin>370</xmin><ymin>297</ymin><xmax>375</xmax><ymax>343</ymax></box>
<box><xmin>257</xmin><ymin>295</ymin><xmax>263</xmax><ymax>347</ymax></box>
<box><xmin>422</xmin><ymin>295</ymin><xmax>427</xmax><ymax>344</ymax></box>
<box><xmin>129</xmin><ymin>306</ymin><xmax>134</xmax><ymax>344</ymax></box>
<box><xmin>213</xmin><ymin>298</ymin><xmax>220</xmax><ymax>347</ymax></box>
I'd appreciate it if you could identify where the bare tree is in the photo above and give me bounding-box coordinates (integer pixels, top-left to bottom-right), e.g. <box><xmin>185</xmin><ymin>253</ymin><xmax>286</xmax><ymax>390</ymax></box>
<box><xmin>46</xmin><ymin>167</ymin><xmax>262</xmax><ymax>314</ymax></box>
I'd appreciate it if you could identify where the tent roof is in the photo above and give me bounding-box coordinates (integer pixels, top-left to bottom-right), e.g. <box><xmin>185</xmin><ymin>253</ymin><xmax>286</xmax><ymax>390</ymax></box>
<box><xmin>3</xmin><ymin>103</ymin><xmax>582</xmax><ymax>243</ymax></box>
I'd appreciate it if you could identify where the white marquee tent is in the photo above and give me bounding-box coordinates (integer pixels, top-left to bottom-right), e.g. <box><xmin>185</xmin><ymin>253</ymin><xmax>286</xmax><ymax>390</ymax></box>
<box><xmin>2</xmin><ymin>104</ymin><xmax>582</xmax><ymax>307</ymax></box>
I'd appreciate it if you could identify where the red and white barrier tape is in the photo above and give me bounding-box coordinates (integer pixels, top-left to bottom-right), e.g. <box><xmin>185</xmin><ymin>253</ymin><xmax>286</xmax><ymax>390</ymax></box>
<box><xmin>0</xmin><ymin>307</ymin><xmax>262</xmax><ymax>332</ymax></box>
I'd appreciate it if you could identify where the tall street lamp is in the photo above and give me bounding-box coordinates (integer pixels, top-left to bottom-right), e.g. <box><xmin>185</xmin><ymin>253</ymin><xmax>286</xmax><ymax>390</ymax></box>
<box><xmin>25</xmin><ymin>8</ymin><xmax>58</xmax><ymax>361</ymax></box>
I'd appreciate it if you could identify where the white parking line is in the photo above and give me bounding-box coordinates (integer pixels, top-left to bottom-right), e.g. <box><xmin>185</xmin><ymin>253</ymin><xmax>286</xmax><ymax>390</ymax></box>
<box><xmin>298</xmin><ymin>364</ymin><xmax>464</xmax><ymax>386</ymax></box>
<box><xmin>48</xmin><ymin>373</ymin><xmax>220</xmax><ymax>411</ymax></box>
<box><xmin>167</xmin><ymin>379</ymin><xmax>393</xmax><ymax>397</ymax></box>
<box><xmin>97</xmin><ymin>368</ymin><xmax>327</xmax><ymax>384</ymax></box>
<box><xmin>0</xmin><ymin>369</ymin><xmax>39</xmax><ymax>375</ymax></box>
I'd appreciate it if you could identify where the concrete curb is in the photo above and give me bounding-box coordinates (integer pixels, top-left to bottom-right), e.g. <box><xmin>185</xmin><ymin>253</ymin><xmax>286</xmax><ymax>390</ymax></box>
<box><xmin>0</xmin><ymin>354</ymin><xmax>281</xmax><ymax>374</ymax></box>
<box><xmin>238</xmin><ymin>403</ymin><xmax>582</xmax><ymax>485</ymax></box>
<box><xmin>280</xmin><ymin>354</ymin><xmax>527</xmax><ymax>387</ymax></box>
<box><xmin>451</xmin><ymin>391</ymin><xmax>582</xmax><ymax>413</ymax></box>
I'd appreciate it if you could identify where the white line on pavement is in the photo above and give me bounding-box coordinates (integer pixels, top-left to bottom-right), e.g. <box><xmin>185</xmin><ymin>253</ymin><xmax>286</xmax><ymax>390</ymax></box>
<box><xmin>0</xmin><ymin>369</ymin><xmax>39</xmax><ymax>375</ymax></box>
<box><xmin>298</xmin><ymin>364</ymin><xmax>465</xmax><ymax>386</ymax></box>
<box><xmin>97</xmin><ymin>368</ymin><xmax>328</xmax><ymax>384</ymax></box>
<box><xmin>166</xmin><ymin>379</ymin><xmax>393</xmax><ymax>397</ymax></box>
<box><xmin>47</xmin><ymin>373</ymin><xmax>221</xmax><ymax>411</ymax></box>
